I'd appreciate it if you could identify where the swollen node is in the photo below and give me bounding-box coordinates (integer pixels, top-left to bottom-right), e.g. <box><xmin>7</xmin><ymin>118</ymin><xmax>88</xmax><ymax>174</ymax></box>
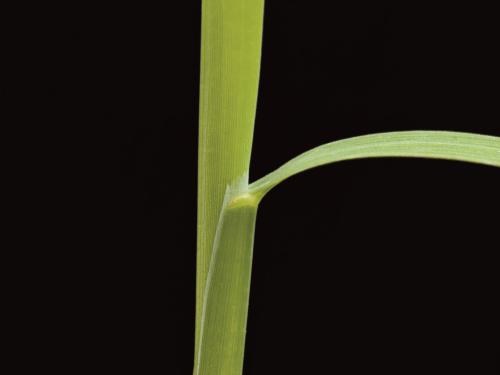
<box><xmin>227</xmin><ymin>193</ymin><xmax>260</xmax><ymax>209</ymax></box>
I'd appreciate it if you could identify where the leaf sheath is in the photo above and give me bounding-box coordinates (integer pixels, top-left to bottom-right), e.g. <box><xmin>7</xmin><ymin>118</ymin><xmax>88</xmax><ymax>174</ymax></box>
<box><xmin>196</xmin><ymin>202</ymin><xmax>258</xmax><ymax>375</ymax></box>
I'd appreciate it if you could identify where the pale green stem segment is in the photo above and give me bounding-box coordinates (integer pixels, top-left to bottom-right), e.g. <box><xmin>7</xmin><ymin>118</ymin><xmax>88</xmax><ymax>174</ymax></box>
<box><xmin>197</xmin><ymin>0</ymin><xmax>265</xmax><ymax>365</ymax></box>
<box><xmin>195</xmin><ymin>195</ymin><xmax>258</xmax><ymax>375</ymax></box>
<box><xmin>249</xmin><ymin>131</ymin><xmax>500</xmax><ymax>199</ymax></box>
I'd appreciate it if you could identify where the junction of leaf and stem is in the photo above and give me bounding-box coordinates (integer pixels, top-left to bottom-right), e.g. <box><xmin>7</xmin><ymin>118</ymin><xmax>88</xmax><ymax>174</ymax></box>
<box><xmin>227</xmin><ymin>192</ymin><xmax>261</xmax><ymax>209</ymax></box>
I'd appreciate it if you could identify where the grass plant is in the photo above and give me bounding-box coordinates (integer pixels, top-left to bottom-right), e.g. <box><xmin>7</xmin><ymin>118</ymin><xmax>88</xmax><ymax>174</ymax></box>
<box><xmin>195</xmin><ymin>1</ymin><xmax>500</xmax><ymax>374</ymax></box>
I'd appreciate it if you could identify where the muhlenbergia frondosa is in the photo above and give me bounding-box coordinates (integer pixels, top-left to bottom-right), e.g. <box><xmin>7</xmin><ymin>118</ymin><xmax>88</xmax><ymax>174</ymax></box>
<box><xmin>194</xmin><ymin>1</ymin><xmax>500</xmax><ymax>374</ymax></box>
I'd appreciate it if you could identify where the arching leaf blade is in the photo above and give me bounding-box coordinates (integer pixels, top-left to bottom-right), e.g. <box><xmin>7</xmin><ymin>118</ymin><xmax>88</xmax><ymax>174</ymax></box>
<box><xmin>249</xmin><ymin>131</ymin><xmax>500</xmax><ymax>199</ymax></box>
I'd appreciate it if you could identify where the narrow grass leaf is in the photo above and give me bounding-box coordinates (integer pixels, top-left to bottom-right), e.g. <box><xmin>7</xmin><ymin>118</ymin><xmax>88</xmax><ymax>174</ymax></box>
<box><xmin>249</xmin><ymin>131</ymin><xmax>500</xmax><ymax>199</ymax></box>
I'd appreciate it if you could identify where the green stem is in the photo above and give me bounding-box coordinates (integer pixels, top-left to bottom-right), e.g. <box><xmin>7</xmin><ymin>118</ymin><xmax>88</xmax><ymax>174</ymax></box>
<box><xmin>196</xmin><ymin>193</ymin><xmax>259</xmax><ymax>375</ymax></box>
<box><xmin>196</xmin><ymin>1</ymin><xmax>264</xmax><ymax>366</ymax></box>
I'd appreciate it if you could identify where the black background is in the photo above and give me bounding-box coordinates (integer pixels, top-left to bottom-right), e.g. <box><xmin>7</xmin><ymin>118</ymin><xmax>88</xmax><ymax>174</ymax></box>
<box><xmin>28</xmin><ymin>1</ymin><xmax>500</xmax><ymax>374</ymax></box>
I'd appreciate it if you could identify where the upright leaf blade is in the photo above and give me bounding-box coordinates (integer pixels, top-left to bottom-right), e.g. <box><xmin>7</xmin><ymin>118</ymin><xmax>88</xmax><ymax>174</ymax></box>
<box><xmin>197</xmin><ymin>0</ymin><xmax>265</xmax><ymax>367</ymax></box>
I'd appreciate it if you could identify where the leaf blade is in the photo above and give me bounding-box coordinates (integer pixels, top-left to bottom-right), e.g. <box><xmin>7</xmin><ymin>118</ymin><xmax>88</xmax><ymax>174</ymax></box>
<box><xmin>249</xmin><ymin>131</ymin><xmax>500</xmax><ymax>198</ymax></box>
